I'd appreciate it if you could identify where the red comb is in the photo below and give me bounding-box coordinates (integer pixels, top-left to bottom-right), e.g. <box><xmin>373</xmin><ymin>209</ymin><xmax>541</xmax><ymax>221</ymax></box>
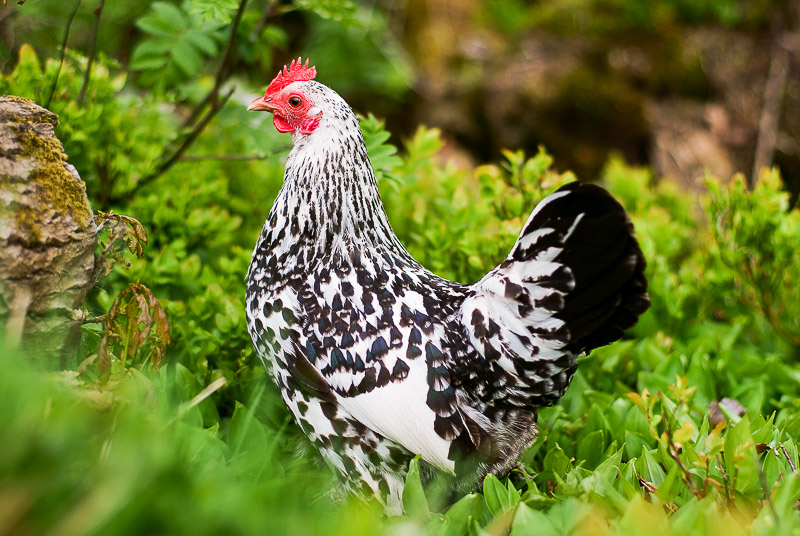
<box><xmin>265</xmin><ymin>57</ymin><xmax>317</xmax><ymax>94</ymax></box>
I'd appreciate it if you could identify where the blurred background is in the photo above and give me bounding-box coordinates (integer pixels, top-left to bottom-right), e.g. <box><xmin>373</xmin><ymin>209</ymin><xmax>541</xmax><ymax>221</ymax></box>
<box><xmin>4</xmin><ymin>0</ymin><xmax>799</xmax><ymax>194</ymax></box>
<box><xmin>3</xmin><ymin>2</ymin><xmax>800</xmax><ymax>534</ymax></box>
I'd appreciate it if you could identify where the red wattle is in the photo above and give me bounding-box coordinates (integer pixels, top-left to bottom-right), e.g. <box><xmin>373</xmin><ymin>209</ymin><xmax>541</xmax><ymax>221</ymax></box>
<box><xmin>299</xmin><ymin>115</ymin><xmax>321</xmax><ymax>135</ymax></box>
<box><xmin>273</xmin><ymin>115</ymin><xmax>294</xmax><ymax>133</ymax></box>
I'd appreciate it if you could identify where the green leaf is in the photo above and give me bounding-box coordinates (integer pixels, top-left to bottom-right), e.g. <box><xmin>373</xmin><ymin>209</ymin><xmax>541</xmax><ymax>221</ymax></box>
<box><xmin>174</xmin><ymin>363</ymin><xmax>204</xmax><ymax>427</ymax></box>
<box><xmin>593</xmin><ymin>446</ymin><xmax>624</xmax><ymax>482</ymax></box>
<box><xmin>151</xmin><ymin>1</ymin><xmax>189</xmax><ymax>30</ymax></box>
<box><xmin>482</xmin><ymin>474</ymin><xmax>503</xmax><ymax>517</ymax></box>
<box><xmin>442</xmin><ymin>493</ymin><xmax>484</xmax><ymax>536</ymax></box>
<box><xmin>189</xmin><ymin>0</ymin><xmax>238</xmax><ymax>24</ymax></box>
<box><xmin>136</xmin><ymin>14</ymin><xmax>181</xmax><ymax>38</ymax></box>
<box><xmin>576</xmin><ymin>430</ymin><xmax>605</xmax><ymax>470</ymax></box>
<box><xmin>172</xmin><ymin>36</ymin><xmax>205</xmax><ymax>77</ymax></box>
<box><xmin>360</xmin><ymin>113</ymin><xmax>402</xmax><ymax>183</ymax></box>
<box><xmin>129</xmin><ymin>55</ymin><xmax>169</xmax><ymax>72</ymax></box>
<box><xmin>635</xmin><ymin>447</ymin><xmax>666</xmax><ymax>487</ymax></box>
<box><xmin>510</xmin><ymin>502</ymin><xmax>559</xmax><ymax>536</ymax></box>
<box><xmin>130</xmin><ymin>40</ymin><xmax>171</xmax><ymax>71</ymax></box>
<box><xmin>137</xmin><ymin>2</ymin><xmax>189</xmax><ymax>39</ymax></box>
<box><xmin>402</xmin><ymin>455</ymin><xmax>429</xmax><ymax>520</ymax></box>
<box><xmin>228</xmin><ymin>401</ymin><xmax>267</xmax><ymax>457</ymax></box>
<box><xmin>617</xmin><ymin>461</ymin><xmax>640</xmax><ymax>498</ymax></box>
<box><xmin>543</xmin><ymin>444</ymin><xmax>570</xmax><ymax>477</ymax></box>
<box><xmin>655</xmin><ymin>464</ymin><xmax>682</xmax><ymax>503</ymax></box>
<box><xmin>132</xmin><ymin>2</ymin><xmax>219</xmax><ymax>88</ymax></box>
<box><xmin>770</xmin><ymin>473</ymin><xmax>800</xmax><ymax>518</ymax></box>
<box><xmin>184</xmin><ymin>29</ymin><xmax>218</xmax><ymax>56</ymax></box>
<box><xmin>293</xmin><ymin>0</ymin><xmax>357</xmax><ymax>23</ymax></box>
<box><xmin>724</xmin><ymin>416</ymin><xmax>760</xmax><ymax>495</ymax></box>
<box><xmin>483</xmin><ymin>474</ymin><xmax>519</xmax><ymax>518</ymax></box>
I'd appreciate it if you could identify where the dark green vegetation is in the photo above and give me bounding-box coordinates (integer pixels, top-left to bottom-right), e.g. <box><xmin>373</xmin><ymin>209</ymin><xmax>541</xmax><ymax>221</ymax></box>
<box><xmin>2</xmin><ymin>1</ymin><xmax>800</xmax><ymax>534</ymax></box>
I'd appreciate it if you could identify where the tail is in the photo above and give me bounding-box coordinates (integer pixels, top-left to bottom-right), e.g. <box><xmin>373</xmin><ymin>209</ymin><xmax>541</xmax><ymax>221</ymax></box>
<box><xmin>460</xmin><ymin>181</ymin><xmax>649</xmax><ymax>408</ymax></box>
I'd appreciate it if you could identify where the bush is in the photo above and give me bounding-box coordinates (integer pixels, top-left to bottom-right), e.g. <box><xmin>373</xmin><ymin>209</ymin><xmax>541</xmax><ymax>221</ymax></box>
<box><xmin>4</xmin><ymin>1</ymin><xmax>800</xmax><ymax>532</ymax></box>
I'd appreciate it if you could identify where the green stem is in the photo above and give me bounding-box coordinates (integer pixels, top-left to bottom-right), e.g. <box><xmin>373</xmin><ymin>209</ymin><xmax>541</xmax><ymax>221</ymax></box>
<box><xmin>45</xmin><ymin>0</ymin><xmax>82</xmax><ymax>109</ymax></box>
<box><xmin>78</xmin><ymin>0</ymin><xmax>105</xmax><ymax>106</ymax></box>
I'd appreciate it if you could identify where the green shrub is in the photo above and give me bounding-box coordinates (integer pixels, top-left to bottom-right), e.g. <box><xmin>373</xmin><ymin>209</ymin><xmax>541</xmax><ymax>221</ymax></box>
<box><xmin>4</xmin><ymin>5</ymin><xmax>800</xmax><ymax>530</ymax></box>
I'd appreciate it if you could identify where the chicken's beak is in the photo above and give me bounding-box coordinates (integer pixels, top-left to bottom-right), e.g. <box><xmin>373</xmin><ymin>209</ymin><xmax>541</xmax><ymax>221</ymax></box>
<box><xmin>247</xmin><ymin>96</ymin><xmax>276</xmax><ymax>113</ymax></box>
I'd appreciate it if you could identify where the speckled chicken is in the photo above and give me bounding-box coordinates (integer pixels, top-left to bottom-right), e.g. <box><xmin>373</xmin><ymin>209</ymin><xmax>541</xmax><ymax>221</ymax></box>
<box><xmin>245</xmin><ymin>58</ymin><xmax>649</xmax><ymax>513</ymax></box>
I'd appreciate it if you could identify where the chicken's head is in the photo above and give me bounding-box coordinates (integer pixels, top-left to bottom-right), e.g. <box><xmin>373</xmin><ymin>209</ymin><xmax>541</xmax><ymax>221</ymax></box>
<box><xmin>247</xmin><ymin>57</ymin><xmax>322</xmax><ymax>136</ymax></box>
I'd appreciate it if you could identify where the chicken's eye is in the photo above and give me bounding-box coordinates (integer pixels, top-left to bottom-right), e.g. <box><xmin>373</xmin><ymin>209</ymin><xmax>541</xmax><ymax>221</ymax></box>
<box><xmin>288</xmin><ymin>96</ymin><xmax>302</xmax><ymax>108</ymax></box>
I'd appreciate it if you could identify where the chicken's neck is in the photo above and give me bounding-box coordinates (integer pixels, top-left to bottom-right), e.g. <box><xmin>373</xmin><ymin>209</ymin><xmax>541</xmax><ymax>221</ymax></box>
<box><xmin>252</xmin><ymin>120</ymin><xmax>411</xmax><ymax>281</ymax></box>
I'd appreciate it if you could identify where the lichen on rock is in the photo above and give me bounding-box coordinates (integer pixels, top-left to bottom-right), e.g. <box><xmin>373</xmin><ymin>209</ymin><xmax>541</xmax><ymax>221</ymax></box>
<box><xmin>0</xmin><ymin>95</ymin><xmax>97</xmax><ymax>366</ymax></box>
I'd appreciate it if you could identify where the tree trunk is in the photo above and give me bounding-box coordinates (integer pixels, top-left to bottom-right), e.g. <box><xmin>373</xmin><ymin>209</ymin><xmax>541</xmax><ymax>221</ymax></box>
<box><xmin>0</xmin><ymin>95</ymin><xmax>97</xmax><ymax>367</ymax></box>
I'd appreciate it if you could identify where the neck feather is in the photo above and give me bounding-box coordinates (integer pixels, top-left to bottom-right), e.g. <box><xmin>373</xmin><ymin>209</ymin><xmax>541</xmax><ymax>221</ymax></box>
<box><xmin>254</xmin><ymin>113</ymin><xmax>411</xmax><ymax>273</ymax></box>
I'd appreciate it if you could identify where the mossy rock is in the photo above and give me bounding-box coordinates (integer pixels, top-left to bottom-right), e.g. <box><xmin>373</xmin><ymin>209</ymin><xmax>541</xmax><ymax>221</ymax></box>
<box><xmin>0</xmin><ymin>95</ymin><xmax>97</xmax><ymax>366</ymax></box>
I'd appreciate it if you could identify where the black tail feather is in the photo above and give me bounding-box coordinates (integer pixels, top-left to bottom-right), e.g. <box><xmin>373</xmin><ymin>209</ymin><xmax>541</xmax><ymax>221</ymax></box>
<box><xmin>524</xmin><ymin>182</ymin><xmax>649</xmax><ymax>354</ymax></box>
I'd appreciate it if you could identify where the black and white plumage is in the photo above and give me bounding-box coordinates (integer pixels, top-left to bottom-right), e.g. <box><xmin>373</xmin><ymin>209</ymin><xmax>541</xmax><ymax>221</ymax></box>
<box><xmin>245</xmin><ymin>59</ymin><xmax>649</xmax><ymax>513</ymax></box>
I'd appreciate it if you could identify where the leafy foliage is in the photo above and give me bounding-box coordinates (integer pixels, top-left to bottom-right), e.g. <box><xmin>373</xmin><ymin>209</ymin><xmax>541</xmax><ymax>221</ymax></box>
<box><xmin>93</xmin><ymin>210</ymin><xmax>149</xmax><ymax>277</ymax></box>
<box><xmin>3</xmin><ymin>1</ymin><xmax>800</xmax><ymax>534</ymax></box>
<box><xmin>0</xmin><ymin>344</ymin><xmax>383</xmax><ymax>536</ymax></box>
<box><xmin>131</xmin><ymin>1</ymin><xmax>225</xmax><ymax>91</ymax></box>
<box><xmin>96</xmin><ymin>282</ymin><xmax>171</xmax><ymax>380</ymax></box>
<box><xmin>0</xmin><ymin>44</ymin><xmax>175</xmax><ymax>204</ymax></box>
<box><xmin>707</xmin><ymin>171</ymin><xmax>800</xmax><ymax>347</ymax></box>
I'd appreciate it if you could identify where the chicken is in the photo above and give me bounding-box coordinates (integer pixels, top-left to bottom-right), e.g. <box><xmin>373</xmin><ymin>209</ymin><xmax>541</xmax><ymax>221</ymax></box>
<box><xmin>245</xmin><ymin>58</ymin><xmax>649</xmax><ymax>513</ymax></box>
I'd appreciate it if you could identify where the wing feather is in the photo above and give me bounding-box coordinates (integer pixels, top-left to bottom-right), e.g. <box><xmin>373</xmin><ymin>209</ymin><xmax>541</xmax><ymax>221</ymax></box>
<box><xmin>461</xmin><ymin>182</ymin><xmax>649</xmax><ymax>407</ymax></box>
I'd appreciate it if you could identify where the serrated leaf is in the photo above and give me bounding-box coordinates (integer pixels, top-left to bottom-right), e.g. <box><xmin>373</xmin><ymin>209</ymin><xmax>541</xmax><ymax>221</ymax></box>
<box><xmin>361</xmin><ymin>113</ymin><xmax>401</xmax><ymax>183</ymax></box>
<box><xmin>172</xmin><ymin>36</ymin><xmax>205</xmax><ymax>77</ymax></box>
<box><xmin>189</xmin><ymin>0</ymin><xmax>238</xmax><ymax>23</ymax></box>
<box><xmin>184</xmin><ymin>29</ymin><xmax>218</xmax><ymax>56</ymax></box>
<box><xmin>131</xmin><ymin>39</ymin><xmax>171</xmax><ymax>60</ymax></box>
<box><xmin>150</xmin><ymin>1</ymin><xmax>189</xmax><ymax>30</ymax></box>
<box><xmin>136</xmin><ymin>13</ymin><xmax>182</xmax><ymax>38</ymax></box>
<box><xmin>130</xmin><ymin>55</ymin><xmax>168</xmax><ymax>72</ymax></box>
<box><xmin>293</xmin><ymin>0</ymin><xmax>357</xmax><ymax>23</ymax></box>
